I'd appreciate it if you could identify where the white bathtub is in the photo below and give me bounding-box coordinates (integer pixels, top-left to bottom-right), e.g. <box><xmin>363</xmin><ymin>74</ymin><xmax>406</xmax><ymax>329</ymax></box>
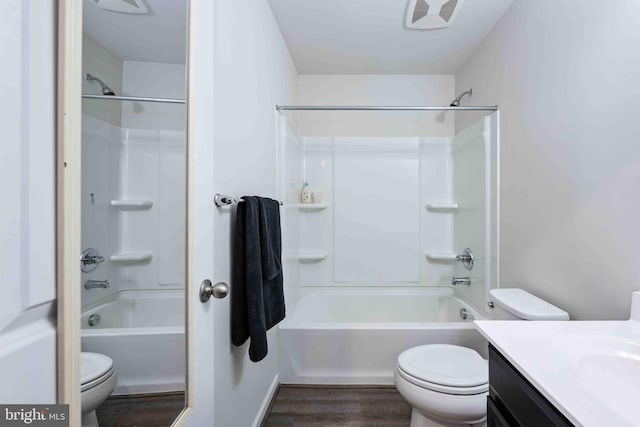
<box><xmin>279</xmin><ymin>288</ymin><xmax>487</xmax><ymax>385</ymax></box>
<box><xmin>81</xmin><ymin>290</ymin><xmax>185</xmax><ymax>395</ymax></box>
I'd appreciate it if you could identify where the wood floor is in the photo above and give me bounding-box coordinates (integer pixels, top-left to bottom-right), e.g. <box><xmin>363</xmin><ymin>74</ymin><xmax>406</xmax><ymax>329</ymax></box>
<box><xmin>96</xmin><ymin>391</ymin><xmax>185</xmax><ymax>427</ymax></box>
<box><xmin>262</xmin><ymin>386</ymin><xmax>412</xmax><ymax>427</ymax></box>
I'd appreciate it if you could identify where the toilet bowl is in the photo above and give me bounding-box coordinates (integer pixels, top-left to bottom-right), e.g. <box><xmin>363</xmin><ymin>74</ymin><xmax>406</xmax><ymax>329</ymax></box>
<box><xmin>81</xmin><ymin>352</ymin><xmax>117</xmax><ymax>427</ymax></box>
<box><xmin>395</xmin><ymin>289</ymin><xmax>569</xmax><ymax>427</ymax></box>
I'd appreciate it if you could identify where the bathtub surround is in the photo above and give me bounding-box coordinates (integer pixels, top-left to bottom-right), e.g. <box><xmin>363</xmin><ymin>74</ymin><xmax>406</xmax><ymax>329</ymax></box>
<box><xmin>81</xmin><ymin>115</ymin><xmax>186</xmax><ymax>307</ymax></box>
<box><xmin>455</xmin><ymin>0</ymin><xmax>640</xmax><ymax>320</ymax></box>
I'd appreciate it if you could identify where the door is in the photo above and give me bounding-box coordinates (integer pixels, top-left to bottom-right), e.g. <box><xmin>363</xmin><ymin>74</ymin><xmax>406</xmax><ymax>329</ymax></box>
<box><xmin>0</xmin><ymin>0</ymin><xmax>58</xmax><ymax>406</ymax></box>
<box><xmin>180</xmin><ymin>1</ymin><xmax>218</xmax><ymax>424</ymax></box>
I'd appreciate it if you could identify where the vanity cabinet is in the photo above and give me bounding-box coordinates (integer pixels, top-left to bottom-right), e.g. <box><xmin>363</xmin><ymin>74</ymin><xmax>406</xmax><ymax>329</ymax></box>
<box><xmin>487</xmin><ymin>345</ymin><xmax>574</xmax><ymax>427</ymax></box>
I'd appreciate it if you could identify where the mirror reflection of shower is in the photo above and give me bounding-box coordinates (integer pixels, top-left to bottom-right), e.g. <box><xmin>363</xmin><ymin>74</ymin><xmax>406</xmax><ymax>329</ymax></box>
<box><xmin>79</xmin><ymin>0</ymin><xmax>188</xmax><ymax>424</ymax></box>
<box><xmin>86</xmin><ymin>73</ymin><xmax>115</xmax><ymax>96</ymax></box>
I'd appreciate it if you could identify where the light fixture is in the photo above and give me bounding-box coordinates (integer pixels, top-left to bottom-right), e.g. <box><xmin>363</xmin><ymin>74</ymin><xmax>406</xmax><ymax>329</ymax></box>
<box><xmin>405</xmin><ymin>0</ymin><xmax>465</xmax><ymax>30</ymax></box>
<box><xmin>89</xmin><ymin>0</ymin><xmax>149</xmax><ymax>15</ymax></box>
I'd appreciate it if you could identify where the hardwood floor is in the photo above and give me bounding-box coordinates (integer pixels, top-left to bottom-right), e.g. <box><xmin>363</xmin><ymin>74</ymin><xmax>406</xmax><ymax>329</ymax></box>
<box><xmin>262</xmin><ymin>386</ymin><xmax>412</xmax><ymax>427</ymax></box>
<box><xmin>96</xmin><ymin>391</ymin><xmax>185</xmax><ymax>427</ymax></box>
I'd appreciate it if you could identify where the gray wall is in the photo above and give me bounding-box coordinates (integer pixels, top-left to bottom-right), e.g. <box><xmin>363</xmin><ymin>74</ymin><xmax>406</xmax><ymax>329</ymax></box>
<box><xmin>456</xmin><ymin>0</ymin><xmax>640</xmax><ymax>320</ymax></box>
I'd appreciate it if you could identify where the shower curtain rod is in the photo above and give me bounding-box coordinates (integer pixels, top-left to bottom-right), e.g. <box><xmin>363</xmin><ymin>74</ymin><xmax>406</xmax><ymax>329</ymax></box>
<box><xmin>276</xmin><ymin>105</ymin><xmax>498</xmax><ymax>111</ymax></box>
<box><xmin>82</xmin><ymin>94</ymin><xmax>186</xmax><ymax>104</ymax></box>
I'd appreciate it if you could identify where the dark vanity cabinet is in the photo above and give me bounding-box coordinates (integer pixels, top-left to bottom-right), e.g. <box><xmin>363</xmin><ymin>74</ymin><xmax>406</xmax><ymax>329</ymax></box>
<box><xmin>487</xmin><ymin>345</ymin><xmax>574</xmax><ymax>427</ymax></box>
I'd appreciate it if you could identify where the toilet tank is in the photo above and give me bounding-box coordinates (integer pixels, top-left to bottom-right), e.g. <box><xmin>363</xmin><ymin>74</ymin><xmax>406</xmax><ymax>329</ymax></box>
<box><xmin>489</xmin><ymin>289</ymin><xmax>570</xmax><ymax>320</ymax></box>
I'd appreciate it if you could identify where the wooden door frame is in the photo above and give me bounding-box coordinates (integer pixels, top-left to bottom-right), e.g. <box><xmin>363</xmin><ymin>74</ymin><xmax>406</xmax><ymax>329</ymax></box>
<box><xmin>56</xmin><ymin>1</ymin><xmax>82</xmax><ymax>426</ymax></box>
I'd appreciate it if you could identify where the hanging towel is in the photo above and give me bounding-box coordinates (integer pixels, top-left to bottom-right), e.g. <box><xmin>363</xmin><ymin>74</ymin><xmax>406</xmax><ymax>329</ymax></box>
<box><xmin>231</xmin><ymin>196</ymin><xmax>285</xmax><ymax>362</ymax></box>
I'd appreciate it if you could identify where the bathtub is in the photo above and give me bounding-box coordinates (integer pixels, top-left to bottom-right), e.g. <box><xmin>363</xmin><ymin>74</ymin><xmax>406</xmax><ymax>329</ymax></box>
<box><xmin>278</xmin><ymin>287</ymin><xmax>487</xmax><ymax>385</ymax></box>
<box><xmin>81</xmin><ymin>289</ymin><xmax>185</xmax><ymax>395</ymax></box>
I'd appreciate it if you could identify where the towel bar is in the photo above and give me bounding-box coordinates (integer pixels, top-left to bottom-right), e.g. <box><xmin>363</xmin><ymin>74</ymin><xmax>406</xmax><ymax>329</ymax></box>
<box><xmin>214</xmin><ymin>193</ymin><xmax>284</xmax><ymax>207</ymax></box>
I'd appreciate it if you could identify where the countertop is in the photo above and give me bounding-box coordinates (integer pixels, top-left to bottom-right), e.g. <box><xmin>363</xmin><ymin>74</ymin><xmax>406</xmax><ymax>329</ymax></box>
<box><xmin>475</xmin><ymin>319</ymin><xmax>640</xmax><ymax>427</ymax></box>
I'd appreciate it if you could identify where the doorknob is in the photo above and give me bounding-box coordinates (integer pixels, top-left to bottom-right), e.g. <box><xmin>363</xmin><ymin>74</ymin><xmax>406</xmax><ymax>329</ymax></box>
<box><xmin>200</xmin><ymin>280</ymin><xmax>229</xmax><ymax>302</ymax></box>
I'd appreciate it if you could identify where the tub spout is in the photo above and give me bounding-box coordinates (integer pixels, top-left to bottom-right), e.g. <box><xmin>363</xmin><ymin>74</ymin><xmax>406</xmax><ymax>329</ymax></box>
<box><xmin>85</xmin><ymin>279</ymin><xmax>109</xmax><ymax>289</ymax></box>
<box><xmin>451</xmin><ymin>277</ymin><xmax>471</xmax><ymax>286</ymax></box>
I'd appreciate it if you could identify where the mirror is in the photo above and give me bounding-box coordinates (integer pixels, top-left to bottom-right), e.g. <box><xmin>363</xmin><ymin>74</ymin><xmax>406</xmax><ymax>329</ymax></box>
<box><xmin>80</xmin><ymin>0</ymin><xmax>187</xmax><ymax>425</ymax></box>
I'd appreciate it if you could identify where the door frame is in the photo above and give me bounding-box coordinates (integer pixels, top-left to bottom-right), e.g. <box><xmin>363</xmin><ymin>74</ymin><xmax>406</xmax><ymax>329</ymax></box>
<box><xmin>56</xmin><ymin>1</ymin><xmax>195</xmax><ymax>425</ymax></box>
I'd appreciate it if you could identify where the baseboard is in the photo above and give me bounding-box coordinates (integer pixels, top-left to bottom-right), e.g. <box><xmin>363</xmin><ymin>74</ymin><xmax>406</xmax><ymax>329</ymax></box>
<box><xmin>252</xmin><ymin>375</ymin><xmax>279</xmax><ymax>427</ymax></box>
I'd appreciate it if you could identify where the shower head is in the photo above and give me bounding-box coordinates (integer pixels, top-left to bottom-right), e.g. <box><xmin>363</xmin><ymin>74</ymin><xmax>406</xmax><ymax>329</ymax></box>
<box><xmin>450</xmin><ymin>88</ymin><xmax>473</xmax><ymax>107</ymax></box>
<box><xmin>86</xmin><ymin>73</ymin><xmax>115</xmax><ymax>96</ymax></box>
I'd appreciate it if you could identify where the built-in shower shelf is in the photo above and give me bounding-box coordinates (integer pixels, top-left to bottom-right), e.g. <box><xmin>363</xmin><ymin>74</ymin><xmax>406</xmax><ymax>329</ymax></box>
<box><xmin>110</xmin><ymin>252</ymin><xmax>153</xmax><ymax>263</ymax></box>
<box><xmin>110</xmin><ymin>200</ymin><xmax>153</xmax><ymax>210</ymax></box>
<box><xmin>425</xmin><ymin>253</ymin><xmax>457</xmax><ymax>262</ymax></box>
<box><xmin>295</xmin><ymin>251</ymin><xmax>329</xmax><ymax>262</ymax></box>
<box><xmin>425</xmin><ymin>202</ymin><xmax>458</xmax><ymax>212</ymax></box>
<box><xmin>293</xmin><ymin>203</ymin><xmax>329</xmax><ymax>211</ymax></box>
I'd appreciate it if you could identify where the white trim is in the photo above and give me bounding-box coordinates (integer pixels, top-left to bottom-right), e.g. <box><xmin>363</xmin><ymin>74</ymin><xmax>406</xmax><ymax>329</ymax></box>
<box><xmin>57</xmin><ymin>1</ymin><xmax>83</xmax><ymax>425</ymax></box>
<box><xmin>251</xmin><ymin>375</ymin><xmax>280</xmax><ymax>427</ymax></box>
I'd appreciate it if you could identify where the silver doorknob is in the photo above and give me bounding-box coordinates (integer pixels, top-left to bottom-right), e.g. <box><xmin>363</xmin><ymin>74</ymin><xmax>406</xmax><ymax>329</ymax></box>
<box><xmin>199</xmin><ymin>280</ymin><xmax>229</xmax><ymax>302</ymax></box>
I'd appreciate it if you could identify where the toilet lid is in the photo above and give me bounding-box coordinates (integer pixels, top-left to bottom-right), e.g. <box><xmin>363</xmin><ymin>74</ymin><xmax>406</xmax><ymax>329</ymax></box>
<box><xmin>397</xmin><ymin>345</ymin><xmax>487</xmax><ymax>388</ymax></box>
<box><xmin>80</xmin><ymin>352</ymin><xmax>114</xmax><ymax>385</ymax></box>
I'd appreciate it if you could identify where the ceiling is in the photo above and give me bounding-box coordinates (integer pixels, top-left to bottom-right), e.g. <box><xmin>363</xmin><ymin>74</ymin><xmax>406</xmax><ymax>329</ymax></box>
<box><xmin>83</xmin><ymin>0</ymin><xmax>187</xmax><ymax>64</ymax></box>
<box><xmin>267</xmin><ymin>0</ymin><xmax>514</xmax><ymax>74</ymax></box>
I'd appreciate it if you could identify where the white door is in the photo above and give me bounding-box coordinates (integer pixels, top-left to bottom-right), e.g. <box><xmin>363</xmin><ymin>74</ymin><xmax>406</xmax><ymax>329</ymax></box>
<box><xmin>182</xmin><ymin>1</ymin><xmax>218</xmax><ymax>424</ymax></box>
<box><xmin>0</xmin><ymin>0</ymin><xmax>58</xmax><ymax>405</ymax></box>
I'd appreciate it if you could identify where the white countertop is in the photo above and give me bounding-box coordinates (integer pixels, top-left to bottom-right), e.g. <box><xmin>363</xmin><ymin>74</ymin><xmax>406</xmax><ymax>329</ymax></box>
<box><xmin>475</xmin><ymin>319</ymin><xmax>640</xmax><ymax>427</ymax></box>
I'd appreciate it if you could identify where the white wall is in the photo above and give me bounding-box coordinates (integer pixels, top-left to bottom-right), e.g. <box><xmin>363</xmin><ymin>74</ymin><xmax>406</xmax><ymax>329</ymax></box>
<box><xmin>82</xmin><ymin>33</ymin><xmax>123</xmax><ymax>126</ymax></box>
<box><xmin>212</xmin><ymin>0</ymin><xmax>298</xmax><ymax>426</ymax></box>
<box><xmin>121</xmin><ymin>60</ymin><xmax>186</xmax><ymax>131</ymax></box>
<box><xmin>456</xmin><ymin>0</ymin><xmax>640</xmax><ymax>320</ymax></box>
<box><xmin>297</xmin><ymin>75</ymin><xmax>455</xmax><ymax>136</ymax></box>
<box><xmin>0</xmin><ymin>0</ymin><xmax>56</xmax><ymax>403</ymax></box>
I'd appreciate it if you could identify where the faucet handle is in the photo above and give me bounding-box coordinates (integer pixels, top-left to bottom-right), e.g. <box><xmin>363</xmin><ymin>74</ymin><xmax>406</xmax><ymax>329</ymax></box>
<box><xmin>455</xmin><ymin>248</ymin><xmax>474</xmax><ymax>271</ymax></box>
<box><xmin>81</xmin><ymin>248</ymin><xmax>106</xmax><ymax>273</ymax></box>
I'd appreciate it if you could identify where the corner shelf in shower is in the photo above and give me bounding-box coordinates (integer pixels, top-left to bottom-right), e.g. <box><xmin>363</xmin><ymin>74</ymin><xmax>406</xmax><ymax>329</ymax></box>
<box><xmin>110</xmin><ymin>252</ymin><xmax>153</xmax><ymax>263</ymax></box>
<box><xmin>425</xmin><ymin>253</ymin><xmax>457</xmax><ymax>262</ymax></box>
<box><xmin>295</xmin><ymin>250</ymin><xmax>329</xmax><ymax>262</ymax></box>
<box><xmin>285</xmin><ymin>203</ymin><xmax>329</xmax><ymax>211</ymax></box>
<box><xmin>425</xmin><ymin>202</ymin><xmax>458</xmax><ymax>212</ymax></box>
<box><xmin>110</xmin><ymin>200</ymin><xmax>153</xmax><ymax>210</ymax></box>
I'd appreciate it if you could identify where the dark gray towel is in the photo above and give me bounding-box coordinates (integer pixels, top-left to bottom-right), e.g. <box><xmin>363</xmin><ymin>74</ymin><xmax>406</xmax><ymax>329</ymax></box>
<box><xmin>231</xmin><ymin>196</ymin><xmax>285</xmax><ymax>362</ymax></box>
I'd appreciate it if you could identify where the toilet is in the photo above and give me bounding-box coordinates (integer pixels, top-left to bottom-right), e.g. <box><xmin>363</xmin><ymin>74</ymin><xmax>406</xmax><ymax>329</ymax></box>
<box><xmin>81</xmin><ymin>352</ymin><xmax>117</xmax><ymax>427</ymax></box>
<box><xmin>395</xmin><ymin>289</ymin><xmax>569</xmax><ymax>427</ymax></box>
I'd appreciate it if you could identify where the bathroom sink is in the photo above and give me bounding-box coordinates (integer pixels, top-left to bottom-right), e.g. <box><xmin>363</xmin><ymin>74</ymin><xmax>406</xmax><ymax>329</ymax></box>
<box><xmin>553</xmin><ymin>335</ymin><xmax>640</xmax><ymax>424</ymax></box>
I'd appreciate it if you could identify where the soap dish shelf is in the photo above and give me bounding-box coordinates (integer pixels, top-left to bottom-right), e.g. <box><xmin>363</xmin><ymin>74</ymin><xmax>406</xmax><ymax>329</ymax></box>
<box><xmin>110</xmin><ymin>200</ymin><xmax>153</xmax><ymax>210</ymax></box>
<box><xmin>425</xmin><ymin>203</ymin><xmax>458</xmax><ymax>212</ymax></box>
<box><xmin>425</xmin><ymin>253</ymin><xmax>457</xmax><ymax>262</ymax></box>
<box><xmin>295</xmin><ymin>203</ymin><xmax>329</xmax><ymax>212</ymax></box>
<box><xmin>295</xmin><ymin>251</ymin><xmax>329</xmax><ymax>262</ymax></box>
<box><xmin>110</xmin><ymin>252</ymin><xmax>153</xmax><ymax>263</ymax></box>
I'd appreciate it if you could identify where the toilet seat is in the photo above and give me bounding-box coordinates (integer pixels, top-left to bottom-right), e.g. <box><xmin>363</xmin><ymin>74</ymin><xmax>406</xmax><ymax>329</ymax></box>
<box><xmin>396</xmin><ymin>345</ymin><xmax>488</xmax><ymax>396</ymax></box>
<box><xmin>81</xmin><ymin>352</ymin><xmax>115</xmax><ymax>392</ymax></box>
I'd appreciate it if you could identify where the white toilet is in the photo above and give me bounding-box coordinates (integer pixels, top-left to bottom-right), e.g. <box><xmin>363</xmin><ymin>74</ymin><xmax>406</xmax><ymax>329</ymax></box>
<box><xmin>395</xmin><ymin>289</ymin><xmax>569</xmax><ymax>427</ymax></box>
<box><xmin>81</xmin><ymin>352</ymin><xmax>117</xmax><ymax>427</ymax></box>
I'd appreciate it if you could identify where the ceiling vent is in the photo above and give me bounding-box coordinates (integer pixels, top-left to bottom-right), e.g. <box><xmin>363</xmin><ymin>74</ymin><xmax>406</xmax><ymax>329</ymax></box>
<box><xmin>89</xmin><ymin>0</ymin><xmax>149</xmax><ymax>15</ymax></box>
<box><xmin>406</xmin><ymin>0</ymin><xmax>464</xmax><ymax>29</ymax></box>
